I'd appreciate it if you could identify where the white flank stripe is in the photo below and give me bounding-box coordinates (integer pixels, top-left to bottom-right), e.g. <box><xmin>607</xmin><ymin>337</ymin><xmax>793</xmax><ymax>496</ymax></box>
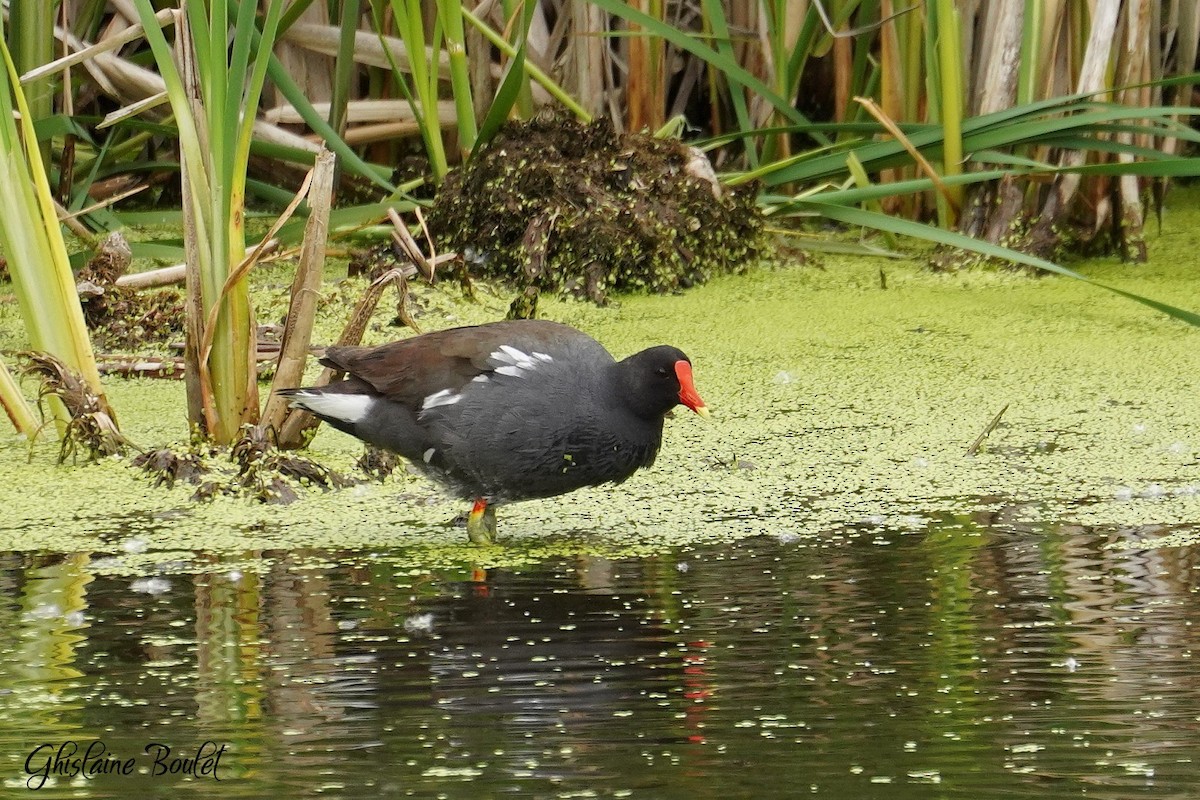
<box><xmin>496</xmin><ymin>344</ymin><xmax>528</xmax><ymax>364</ymax></box>
<box><xmin>423</xmin><ymin>447</ymin><xmax>436</xmax><ymax>463</ymax></box>
<box><xmin>489</xmin><ymin>345</ymin><xmax>551</xmax><ymax>377</ymax></box>
<box><xmin>288</xmin><ymin>392</ymin><xmax>373</xmax><ymax>423</ymax></box>
<box><xmin>421</xmin><ymin>388</ymin><xmax>461</xmax><ymax>411</ymax></box>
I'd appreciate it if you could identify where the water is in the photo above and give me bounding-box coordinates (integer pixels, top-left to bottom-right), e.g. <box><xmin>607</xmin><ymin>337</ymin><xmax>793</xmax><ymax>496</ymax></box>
<box><xmin>2</xmin><ymin>517</ymin><xmax>1197</xmax><ymax>798</ymax></box>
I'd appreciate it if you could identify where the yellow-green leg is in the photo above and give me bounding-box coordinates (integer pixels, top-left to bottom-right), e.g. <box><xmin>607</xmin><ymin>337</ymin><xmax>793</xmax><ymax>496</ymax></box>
<box><xmin>467</xmin><ymin>499</ymin><xmax>497</xmax><ymax>544</ymax></box>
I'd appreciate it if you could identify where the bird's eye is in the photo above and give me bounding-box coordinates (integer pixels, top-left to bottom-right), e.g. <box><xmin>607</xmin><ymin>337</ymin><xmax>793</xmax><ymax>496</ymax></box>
<box><xmin>655</xmin><ymin>367</ymin><xmax>670</xmax><ymax>378</ymax></box>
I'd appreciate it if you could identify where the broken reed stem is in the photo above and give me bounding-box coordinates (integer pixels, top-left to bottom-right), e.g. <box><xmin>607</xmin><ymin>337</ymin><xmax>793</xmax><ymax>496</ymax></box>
<box><xmin>115</xmin><ymin>263</ymin><xmax>187</xmax><ymax>289</ymax></box>
<box><xmin>0</xmin><ymin>355</ymin><xmax>38</xmax><ymax>435</ymax></box>
<box><xmin>966</xmin><ymin>403</ymin><xmax>1009</xmax><ymax>456</ymax></box>
<box><xmin>855</xmin><ymin>95</ymin><xmax>957</xmax><ymax>213</ymax></box>
<box><xmin>260</xmin><ymin>147</ymin><xmax>337</xmax><ymax>437</ymax></box>
<box><xmin>276</xmin><ymin>268</ymin><xmax>408</xmax><ymax>449</ymax></box>
<box><xmin>387</xmin><ymin>207</ymin><xmax>435</xmax><ymax>280</ymax></box>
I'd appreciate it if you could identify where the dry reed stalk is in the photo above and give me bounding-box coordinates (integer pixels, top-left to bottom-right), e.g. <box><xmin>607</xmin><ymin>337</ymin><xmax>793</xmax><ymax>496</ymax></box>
<box><xmin>524</xmin><ymin>1</ymin><xmax>554</xmax><ymax>83</ymax></box>
<box><xmin>1037</xmin><ymin>0</ymin><xmax>1071</xmax><ymax>99</ymax></box>
<box><xmin>264</xmin><ymin>98</ymin><xmax>456</xmax><ymax>126</ymax></box>
<box><xmin>251</xmin><ymin>120</ymin><xmax>323</xmax><ymax>152</ymax></box>
<box><xmin>22</xmin><ymin>8</ymin><xmax>173</xmax><ymax>84</ymax></box>
<box><xmin>335</xmin><ymin>121</ymin><xmax>430</xmax><ymax>146</ymax></box>
<box><xmin>1161</xmin><ymin>1</ymin><xmax>1199</xmax><ymax>157</ymax></box>
<box><xmin>467</xmin><ymin>8</ymin><xmax>494</xmax><ymax>123</ymax></box>
<box><xmin>276</xmin><ymin>268</ymin><xmax>409</xmax><ymax>449</ymax></box>
<box><xmin>1114</xmin><ymin>0</ymin><xmax>1152</xmax><ymax>260</ymax></box>
<box><xmin>97</xmin><ymin>91</ymin><xmax>168</xmax><ymax>128</ymax></box>
<box><xmin>958</xmin><ymin>0</ymin><xmax>1022</xmax><ymax>240</ymax></box>
<box><xmin>268</xmin><ymin>2</ymin><xmax>333</xmax><ymax>109</ymax></box>
<box><xmin>261</xmin><ymin>148</ymin><xmax>337</xmax><ymax>436</ymax></box>
<box><xmin>832</xmin><ymin>25</ymin><xmax>851</xmax><ymax>123</ymax></box>
<box><xmin>775</xmin><ymin>0</ymin><xmax>808</xmax><ymax>156</ymax></box>
<box><xmin>115</xmin><ymin>264</ymin><xmax>187</xmax><ymax>289</ymax></box>
<box><xmin>974</xmin><ymin>0</ymin><xmax>1022</xmax><ymax>114</ymax></box>
<box><xmin>877</xmin><ymin>0</ymin><xmax>908</xmax><ymax>214</ymax></box>
<box><xmin>42</xmin><ymin>15</ymin><xmax>320</xmax><ymax>156</ymax></box>
<box><xmin>1033</xmin><ymin>0</ymin><xmax>1120</xmax><ymax>237</ymax></box>
<box><xmin>625</xmin><ymin>0</ymin><xmax>665</xmax><ymax>132</ymax></box>
<box><xmin>387</xmin><ymin>208</ymin><xmax>435</xmax><ymax>281</ymax></box>
<box><xmin>568</xmin><ymin>0</ymin><xmax>609</xmax><ymax>118</ymax></box>
<box><xmin>282</xmin><ymin>22</ymin><xmax>450</xmax><ymax>77</ymax></box>
<box><xmin>745</xmin><ymin>3</ymin><xmax>774</xmax><ymax>130</ymax></box>
<box><xmin>107</xmin><ymin>0</ymin><xmax>140</xmax><ymax>25</ymax></box>
<box><xmin>857</xmin><ymin>96</ymin><xmax>957</xmax><ymax>212</ymax></box>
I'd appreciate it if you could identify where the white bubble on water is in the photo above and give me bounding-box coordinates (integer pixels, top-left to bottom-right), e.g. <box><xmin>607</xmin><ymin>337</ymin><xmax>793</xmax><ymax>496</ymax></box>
<box><xmin>121</xmin><ymin>537</ymin><xmax>148</xmax><ymax>554</ymax></box>
<box><xmin>404</xmin><ymin>613</ymin><xmax>434</xmax><ymax>633</ymax></box>
<box><xmin>25</xmin><ymin>603</ymin><xmax>61</xmax><ymax>621</ymax></box>
<box><xmin>130</xmin><ymin>577</ymin><xmax>172</xmax><ymax>595</ymax></box>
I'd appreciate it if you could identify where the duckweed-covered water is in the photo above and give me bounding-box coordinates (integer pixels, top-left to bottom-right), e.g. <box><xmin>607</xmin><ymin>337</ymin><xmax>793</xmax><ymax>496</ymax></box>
<box><xmin>3</xmin><ymin>193</ymin><xmax>1200</xmax><ymax>797</ymax></box>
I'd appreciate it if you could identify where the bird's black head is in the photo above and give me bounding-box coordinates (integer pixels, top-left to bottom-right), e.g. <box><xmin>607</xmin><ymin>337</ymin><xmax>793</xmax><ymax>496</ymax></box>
<box><xmin>617</xmin><ymin>345</ymin><xmax>708</xmax><ymax>420</ymax></box>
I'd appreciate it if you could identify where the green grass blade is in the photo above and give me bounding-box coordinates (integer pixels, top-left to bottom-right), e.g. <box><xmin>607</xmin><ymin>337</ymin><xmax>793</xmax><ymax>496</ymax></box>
<box><xmin>753</xmin><ymin>99</ymin><xmax>1199</xmax><ymax>187</ymax></box>
<box><xmin>273</xmin><ymin>200</ymin><xmax>418</xmax><ymax>246</ymax></box>
<box><xmin>699</xmin><ymin>0</ymin><xmax>757</xmax><ymax>166</ymax></box>
<box><xmin>438</xmin><ymin>0</ymin><xmax>477</xmax><ymax>155</ymax></box>
<box><xmin>804</xmin><ymin>201</ymin><xmax>1200</xmax><ymax>327</ymax></box>
<box><xmin>792</xmin><ymin>169</ymin><xmax>1018</xmax><ymax>208</ymax></box>
<box><xmin>0</xmin><ymin>355</ymin><xmax>37</xmax><ymax>436</ymax></box>
<box><xmin>328</xmin><ymin>0</ymin><xmax>362</xmax><ymax>135</ymax></box>
<box><xmin>474</xmin><ymin>0</ymin><xmax>537</xmax><ymax>149</ymax></box>
<box><xmin>0</xmin><ymin>36</ymin><xmax>110</xmax><ymax>423</ymax></box>
<box><xmin>1054</xmin><ymin>158</ymin><xmax>1200</xmax><ymax>178</ymax></box>
<box><xmin>932</xmin><ymin>0</ymin><xmax>964</xmax><ymax>225</ymax></box>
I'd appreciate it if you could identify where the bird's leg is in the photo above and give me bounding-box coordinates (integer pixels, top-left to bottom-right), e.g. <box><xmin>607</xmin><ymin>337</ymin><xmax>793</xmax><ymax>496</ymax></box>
<box><xmin>466</xmin><ymin>498</ymin><xmax>497</xmax><ymax>544</ymax></box>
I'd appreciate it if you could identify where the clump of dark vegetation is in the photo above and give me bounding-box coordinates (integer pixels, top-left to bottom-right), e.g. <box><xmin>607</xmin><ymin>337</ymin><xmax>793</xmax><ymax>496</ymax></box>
<box><xmin>427</xmin><ymin>114</ymin><xmax>763</xmax><ymax>303</ymax></box>
<box><xmin>20</xmin><ymin>351</ymin><xmax>126</xmax><ymax>462</ymax></box>
<box><xmin>133</xmin><ymin>447</ymin><xmax>207</xmax><ymax>488</ymax></box>
<box><xmin>356</xmin><ymin>446</ymin><xmax>399</xmax><ymax>481</ymax></box>
<box><xmin>76</xmin><ymin>233</ymin><xmax>185</xmax><ymax>350</ymax></box>
<box><xmin>228</xmin><ymin>426</ymin><xmax>353</xmax><ymax>503</ymax></box>
<box><xmin>136</xmin><ymin>426</ymin><xmax>355</xmax><ymax>504</ymax></box>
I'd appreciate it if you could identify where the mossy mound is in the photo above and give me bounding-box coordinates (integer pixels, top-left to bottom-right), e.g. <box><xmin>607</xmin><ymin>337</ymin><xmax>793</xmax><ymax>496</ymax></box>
<box><xmin>428</xmin><ymin>115</ymin><xmax>762</xmax><ymax>303</ymax></box>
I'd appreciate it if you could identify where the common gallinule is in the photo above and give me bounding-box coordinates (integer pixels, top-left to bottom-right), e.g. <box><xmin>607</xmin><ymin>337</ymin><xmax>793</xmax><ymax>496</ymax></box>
<box><xmin>278</xmin><ymin>319</ymin><xmax>708</xmax><ymax>543</ymax></box>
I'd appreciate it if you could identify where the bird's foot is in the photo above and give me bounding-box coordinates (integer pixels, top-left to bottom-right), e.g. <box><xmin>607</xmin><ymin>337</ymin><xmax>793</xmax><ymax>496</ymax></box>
<box><xmin>466</xmin><ymin>499</ymin><xmax>498</xmax><ymax>545</ymax></box>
